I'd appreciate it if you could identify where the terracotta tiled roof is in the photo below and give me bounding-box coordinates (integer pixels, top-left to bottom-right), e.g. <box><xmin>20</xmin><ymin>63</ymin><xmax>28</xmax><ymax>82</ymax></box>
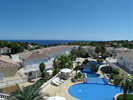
<box><xmin>17</xmin><ymin>51</ymin><xmax>49</xmax><ymax>60</ymax></box>
<box><xmin>26</xmin><ymin>52</ymin><xmax>49</xmax><ymax>60</ymax></box>
<box><xmin>0</xmin><ymin>56</ymin><xmax>20</xmax><ymax>69</ymax></box>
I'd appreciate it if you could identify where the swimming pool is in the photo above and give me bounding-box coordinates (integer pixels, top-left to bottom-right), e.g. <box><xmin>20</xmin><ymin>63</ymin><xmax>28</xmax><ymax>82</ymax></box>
<box><xmin>68</xmin><ymin>81</ymin><xmax>122</xmax><ymax>100</ymax></box>
<box><xmin>87</xmin><ymin>61</ymin><xmax>105</xmax><ymax>68</ymax></box>
<box><xmin>81</xmin><ymin>71</ymin><xmax>100</xmax><ymax>77</ymax></box>
<box><xmin>81</xmin><ymin>68</ymin><xmax>100</xmax><ymax>77</ymax></box>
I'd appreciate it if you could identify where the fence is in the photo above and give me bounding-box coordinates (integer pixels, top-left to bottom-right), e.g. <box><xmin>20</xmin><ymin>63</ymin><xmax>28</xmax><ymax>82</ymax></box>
<box><xmin>106</xmin><ymin>59</ymin><xmax>129</xmax><ymax>76</ymax></box>
<box><xmin>40</xmin><ymin>72</ymin><xmax>60</xmax><ymax>91</ymax></box>
<box><xmin>86</xmin><ymin>78</ymin><xmax>106</xmax><ymax>84</ymax></box>
<box><xmin>0</xmin><ymin>77</ymin><xmax>27</xmax><ymax>88</ymax></box>
<box><xmin>103</xmin><ymin>74</ymin><xmax>110</xmax><ymax>84</ymax></box>
<box><xmin>0</xmin><ymin>93</ymin><xmax>11</xmax><ymax>100</ymax></box>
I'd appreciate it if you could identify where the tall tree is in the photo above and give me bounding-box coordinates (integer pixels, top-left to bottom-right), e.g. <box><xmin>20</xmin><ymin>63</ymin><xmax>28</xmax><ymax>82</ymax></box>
<box><xmin>53</xmin><ymin>54</ymin><xmax>72</xmax><ymax>69</ymax></box>
<box><xmin>95</xmin><ymin>45</ymin><xmax>106</xmax><ymax>55</ymax></box>
<box><xmin>74</xmin><ymin>61</ymin><xmax>81</xmax><ymax>76</ymax></box>
<box><xmin>39</xmin><ymin>63</ymin><xmax>46</xmax><ymax>79</ymax></box>
<box><xmin>76</xmin><ymin>46</ymin><xmax>85</xmax><ymax>57</ymax></box>
<box><xmin>69</xmin><ymin>49</ymin><xmax>77</xmax><ymax>61</ymax></box>
<box><xmin>114</xmin><ymin>75</ymin><xmax>133</xmax><ymax>100</ymax></box>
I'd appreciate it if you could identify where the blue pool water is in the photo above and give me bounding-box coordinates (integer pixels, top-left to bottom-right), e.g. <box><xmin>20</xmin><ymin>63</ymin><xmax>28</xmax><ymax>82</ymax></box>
<box><xmin>81</xmin><ymin>68</ymin><xmax>100</xmax><ymax>77</ymax></box>
<box><xmin>81</xmin><ymin>71</ymin><xmax>100</xmax><ymax>77</ymax></box>
<box><xmin>87</xmin><ymin>61</ymin><xmax>105</xmax><ymax>68</ymax></box>
<box><xmin>87</xmin><ymin>78</ymin><xmax>106</xmax><ymax>84</ymax></box>
<box><xmin>68</xmin><ymin>78</ymin><xmax>122</xmax><ymax>100</ymax></box>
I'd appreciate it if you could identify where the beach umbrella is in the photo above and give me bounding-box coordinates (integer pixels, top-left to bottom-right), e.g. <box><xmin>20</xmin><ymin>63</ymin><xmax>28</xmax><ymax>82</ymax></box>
<box><xmin>46</xmin><ymin>70</ymin><xmax>53</xmax><ymax>73</ymax></box>
<box><xmin>46</xmin><ymin>70</ymin><xmax>53</xmax><ymax>75</ymax></box>
<box><xmin>47</xmin><ymin>96</ymin><xmax>66</xmax><ymax>100</ymax></box>
<box><xmin>60</xmin><ymin>68</ymin><xmax>72</xmax><ymax>73</ymax></box>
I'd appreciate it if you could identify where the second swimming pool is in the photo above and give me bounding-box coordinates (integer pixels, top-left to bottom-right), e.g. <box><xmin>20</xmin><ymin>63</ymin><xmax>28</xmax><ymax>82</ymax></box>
<box><xmin>68</xmin><ymin>80</ymin><xmax>122</xmax><ymax>100</ymax></box>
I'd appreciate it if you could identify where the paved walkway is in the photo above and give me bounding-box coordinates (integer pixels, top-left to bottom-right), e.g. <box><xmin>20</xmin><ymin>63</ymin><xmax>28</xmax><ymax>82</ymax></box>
<box><xmin>42</xmin><ymin>77</ymin><xmax>80</xmax><ymax>100</ymax></box>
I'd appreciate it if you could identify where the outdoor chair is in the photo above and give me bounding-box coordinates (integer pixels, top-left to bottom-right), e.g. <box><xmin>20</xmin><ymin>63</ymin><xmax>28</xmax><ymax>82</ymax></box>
<box><xmin>54</xmin><ymin>78</ymin><xmax>62</xmax><ymax>84</ymax></box>
<box><xmin>51</xmin><ymin>80</ymin><xmax>60</xmax><ymax>86</ymax></box>
<box><xmin>57</xmin><ymin>77</ymin><xmax>64</xmax><ymax>83</ymax></box>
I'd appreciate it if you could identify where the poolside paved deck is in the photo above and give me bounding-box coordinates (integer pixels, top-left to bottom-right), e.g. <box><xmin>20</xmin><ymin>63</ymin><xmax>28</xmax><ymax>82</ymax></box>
<box><xmin>42</xmin><ymin>76</ymin><xmax>80</xmax><ymax>100</ymax></box>
<box><xmin>42</xmin><ymin>60</ymin><xmax>106</xmax><ymax>100</ymax></box>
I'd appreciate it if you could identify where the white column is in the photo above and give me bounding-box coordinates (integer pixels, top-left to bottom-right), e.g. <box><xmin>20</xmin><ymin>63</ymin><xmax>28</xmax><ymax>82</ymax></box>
<box><xmin>36</xmin><ymin>71</ymin><xmax>38</xmax><ymax>81</ymax></box>
<box><xmin>106</xmin><ymin>60</ymin><xmax>107</xmax><ymax>71</ymax></box>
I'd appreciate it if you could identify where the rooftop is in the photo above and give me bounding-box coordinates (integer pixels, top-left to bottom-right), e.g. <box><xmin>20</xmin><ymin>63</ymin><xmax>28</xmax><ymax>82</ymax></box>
<box><xmin>0</xmin><ymin>55</ymin><xmax>20</xmax><ymax>69</ymax></box>
<box><xmin>17</xmin><ymin>51</ymin><xmax>49</xmax><ymax>60</ymax></box>
<box><xmin>117</xmin><ymin>52</ymin><xmax>133</xmax><ymax>59</ymax></box>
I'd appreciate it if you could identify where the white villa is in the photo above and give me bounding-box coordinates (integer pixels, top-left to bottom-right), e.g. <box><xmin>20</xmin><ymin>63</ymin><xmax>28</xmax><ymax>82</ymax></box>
<box><xmin>11</xmin><ymin>45</ymin><xmax>74</xmax><ymax>80</ymax></box>
<box><xmin>106</xmin><ymin>52</ymin><xmax>133</xmax><ymax>75</ymax></box>
<box><xmin>0</xmin><ymin>56</ymin><xmax>27</xmax><ymax>94</ymax></box>
<box><xmin>0</xmin><ymin>47</ymin><xmax>11</xmax><ymax>54</ymax></box>
<box><xmin>82</xmin><ymin>46</ymin><xmax>133</xmax><ymax>56</ymax></box>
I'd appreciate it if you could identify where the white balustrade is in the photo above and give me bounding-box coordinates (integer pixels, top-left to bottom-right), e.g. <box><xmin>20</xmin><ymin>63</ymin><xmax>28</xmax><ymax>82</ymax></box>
<box><xmin>0</xmin><ymin>71</ymin><xmax>27</xmax><ymax>87</ymax></box>
<box><xmin>40</xmin><ymin>73</ymin><xmax>60</xmax><ymax>91</ymax></box>
<box><xmin>106</xmin><ymin>59</ymin><xmax>129</xmax><ymax>75</ymax></box>
<box><xmin>103</xmin><ymin>74</ymin><xmax>110</xmax><ymax>84</ymax></box>
<box><xmin>0</xmin><ymin>93</ymin><xmax>11</xmax><ymax>100</ymax></box>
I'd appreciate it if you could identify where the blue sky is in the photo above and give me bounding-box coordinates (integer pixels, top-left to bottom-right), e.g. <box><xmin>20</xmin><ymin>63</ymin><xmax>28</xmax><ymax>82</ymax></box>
<box><xmin>0</xmin><ymin>0</ymin><xmax>133</xmax><ymax>41</ymax></box>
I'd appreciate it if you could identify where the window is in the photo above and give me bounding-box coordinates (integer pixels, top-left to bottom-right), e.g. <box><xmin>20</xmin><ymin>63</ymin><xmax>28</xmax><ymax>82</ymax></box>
<box><xmin>38</xmin><ymin>60</ymin><xmax>42</xmax><ymax>64</ymax></box>
<box><xmin>29</xmin><ymin>72</ymin><xmax>32</xmax><ymax>76</ymax></box>
<box><xmin>120</xmin><ymin>57</ymin><xmax>123</xmax><ymax>60</ymax></box>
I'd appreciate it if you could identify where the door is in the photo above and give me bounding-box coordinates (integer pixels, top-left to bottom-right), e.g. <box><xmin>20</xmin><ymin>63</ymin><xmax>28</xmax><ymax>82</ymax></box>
<box><xmin>0</xmin><ymin>72</ymin><xmax>4</xmax><ymax>81</ymax></box>
<box><xmin>123</xmin><ymin>61</ymin><xmax>126</xmax><ymax>67</ymax></box>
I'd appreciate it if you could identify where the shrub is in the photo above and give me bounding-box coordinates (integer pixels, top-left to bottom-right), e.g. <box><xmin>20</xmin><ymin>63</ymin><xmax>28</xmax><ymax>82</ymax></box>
<box><xmin>110</xmin><ymin>73</ymin><xmax>116</xmax><ymax>79</ymax></box>
<box><xmin>71</xmin><ymin>78</ymin><xmax>76</xmax><ymax>83</ymax></box>
<box><xmin>74</xmin><ymin>75</ymin><xmax>78</xmax><ymax>79</ymax></box>
<box><xmin>97</xmin><ymin>59</ymin><xmax>103</xmax><ymax>62</ymax></box>
<box><xmin>53</xmin><ymin>69</ymin><xmax>59</xmax><ymax>76</ymax></box>
<box><xmin>117</xmin><ymin>94</ymin><xmax>133</xmax><ymax>100</ymax></box>
<box><xmin>94</xmin><ymin>68</ymin><xmax>98</xmax><ymax>72</ymax></box>
<box><xmin>78</xmin><ymin>72</ymin><xmax>82</xmax><ymax>78</ymax></box>
<box><xmin>112</xmin><ymin>68</ymin><xmax>119</xmax><ymax>74</ymax></box>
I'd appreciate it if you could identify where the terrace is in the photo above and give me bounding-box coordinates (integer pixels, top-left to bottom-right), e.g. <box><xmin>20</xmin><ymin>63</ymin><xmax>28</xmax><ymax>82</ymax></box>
<box><xmin>0</xmin><ymin>71</ymin><xmax>27</xmax><ymax>88</ymax></box>
<box><xmin>106</xmin><ymin>57</ymin><xmax>131</xmax><ymax>75</ymax></box>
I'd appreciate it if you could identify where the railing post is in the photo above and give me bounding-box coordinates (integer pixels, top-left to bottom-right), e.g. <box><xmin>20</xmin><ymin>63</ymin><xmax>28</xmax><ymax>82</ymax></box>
<box><xmin>6</xmin><ymin>80</ymin><xmax>9</xmax><ymax>85</ymax></box>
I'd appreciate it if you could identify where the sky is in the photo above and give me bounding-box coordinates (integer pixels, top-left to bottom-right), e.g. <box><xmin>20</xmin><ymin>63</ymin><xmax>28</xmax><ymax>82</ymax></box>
<box><xmin>0</xmin><ymin>0</ymin><xmax>133</xmax><ymax>41</ymax></box>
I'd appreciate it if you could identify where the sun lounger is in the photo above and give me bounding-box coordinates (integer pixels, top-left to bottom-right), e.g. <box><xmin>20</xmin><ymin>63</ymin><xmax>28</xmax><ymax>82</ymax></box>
<box><xmin>57</xmin><ymin>77</ymin><xmax>64</xmax><ymax>83</ymax></box>
<box><xmin>51</xmin><ymin>80</ymin><xmax>60</xmax><ymax>86</ymax></box>
<box><xmin>54</xmin><ymin>78</ymin><xmax>62</xmax><ymax>84</ymax></box>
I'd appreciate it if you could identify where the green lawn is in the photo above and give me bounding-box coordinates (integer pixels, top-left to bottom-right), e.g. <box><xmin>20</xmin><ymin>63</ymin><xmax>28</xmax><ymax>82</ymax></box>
<box><xmin>117</xmin><ymin>94</ymin><xmax>133</xmax><ymax>100</ymax></box>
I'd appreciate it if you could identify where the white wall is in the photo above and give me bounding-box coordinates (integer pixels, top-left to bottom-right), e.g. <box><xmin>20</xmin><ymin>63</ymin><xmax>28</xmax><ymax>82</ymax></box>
<box><xmin>117</xmin><ymin>54</ymin><xmax>133</xmax><ymax>70</ymax></box>
<box><xmin>11</xmin><ymin>55</ymin><xmax>19</xmax><ymax>61</ymax></box>
<box><xmin>89</xmin><ymin>47</ymin><xmax>95</xmax><ymax>53</ymax></box>
<box><xmin>25</xmin><ymin>70</ymin><xmax>41</xmax><ymax>79</ymax></box>
<box><xmin>24</xmin><ymin>57</ymin><xmax>49</xmax><ymax>68</ymax></box>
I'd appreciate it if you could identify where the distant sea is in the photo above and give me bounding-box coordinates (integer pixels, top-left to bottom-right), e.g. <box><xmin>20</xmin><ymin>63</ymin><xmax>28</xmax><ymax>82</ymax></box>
<box><xmin>6</xmin><ymin>40</ymin><xmax>99</xmax><ymax>45</ymax></box>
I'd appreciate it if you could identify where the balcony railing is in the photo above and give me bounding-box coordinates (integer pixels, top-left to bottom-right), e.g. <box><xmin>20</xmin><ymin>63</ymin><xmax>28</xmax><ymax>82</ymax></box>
<box><xmin>106</xmin><ymin>58</ymin><xmax>129</xmax><ymax>75</ymax></box>
<box><xmin>0</xmin><ymin>71</ymin><xmax>27</xmax><ymax>88</ymax></box>
<box><xmin>0</xmin><ymin>93</ymin><xmax>11</xmax><ymax>100</ymax></box>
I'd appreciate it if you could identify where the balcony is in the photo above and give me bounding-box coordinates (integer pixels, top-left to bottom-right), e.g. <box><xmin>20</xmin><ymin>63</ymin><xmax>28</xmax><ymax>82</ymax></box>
<box><xmin>0</xmin><ymin>71</ymin><xmax>27</xmax><ymax>88</ymax></box>
<box><xmin>106</xmin><ymin>57</ymin><xmax>130</xmax><ymax>75</ymax></box>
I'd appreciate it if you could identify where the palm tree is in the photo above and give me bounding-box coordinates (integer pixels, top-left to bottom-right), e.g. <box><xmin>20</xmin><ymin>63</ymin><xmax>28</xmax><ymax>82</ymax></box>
<box><xmin>76</xmin><ymin>61</ymin><xmax>81</xmax><ymax>66</ymax></box>
<box><xmin>76</xmin><ymin>46</ymin><xmax>85</xmax><ymax>57</ymax></box>
<box><xmin>114</xmin><ymin>75</ymin><xmax>133</xmax><ymax>100</ymax></box>
<box><xmin>95</xmin><ymin>45</ymin><xmax>106</xmax><ymax>55</ymax></box>
<box><xmin>53</xmin><ymin>54</ymin><xmax>72</xmax><ymax>69</ymax></box>
<box><xmin>74</xmin><ymin>66</ymin><xmax>79</xmax><ymax>76</ymax></box>
<box><xmin>95</xmin><ymin>45</ymin><xmax>101</xmax><ymax>55</ymax></box>
<box><xmin>69</xmin><ymin>49</ymin><xmax>77</xmax><ymax>61</ymax></box>
<box><xmin>100</xmin><ymin>45</ymin><xmax>106</xmax><ymax>54</ymax></box>
<box><xmin>10</xmin><ymin>84</ymin><xmax>44</xmax><ymax>100</ymax></box>
<box><xmin>74</xmin><ymin>61</ymin><xmax>81</xmax><ymax>76</ymax></box>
